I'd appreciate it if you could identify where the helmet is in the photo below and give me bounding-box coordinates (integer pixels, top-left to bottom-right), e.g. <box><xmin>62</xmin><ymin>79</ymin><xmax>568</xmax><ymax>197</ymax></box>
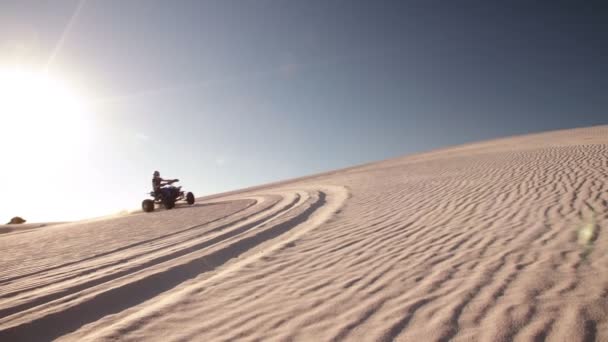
<box><xmin>153</xmin><ymin>171</ymin><xmax>160</xmax><ymax>177</ymax></box>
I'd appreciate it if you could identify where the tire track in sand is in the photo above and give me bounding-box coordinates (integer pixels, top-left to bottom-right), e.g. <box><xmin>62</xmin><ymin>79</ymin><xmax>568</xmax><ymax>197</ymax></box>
<box><xmin>0</xmin><ymin>185</ymin><xmax>348</xmax><ymax>342</ymax></box>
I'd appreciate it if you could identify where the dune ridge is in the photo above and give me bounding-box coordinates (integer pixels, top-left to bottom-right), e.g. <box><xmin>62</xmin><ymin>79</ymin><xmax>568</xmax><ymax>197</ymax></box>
<box><xmin>0</xmin><ymin>125</ymin><xmax>607</xmax><ymax>341</ymax></box>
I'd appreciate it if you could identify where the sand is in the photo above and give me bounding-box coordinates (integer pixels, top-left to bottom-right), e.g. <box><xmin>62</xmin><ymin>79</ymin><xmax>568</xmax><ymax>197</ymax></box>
<box><xmin>0</xmin><ymin>125</ymin><xmax>607</xmax><ymax>341</ymax></box>
<box><xmin>0</xmin><ymin>222</ymin><xmax>68</xmax><ymax>236</ymax></box>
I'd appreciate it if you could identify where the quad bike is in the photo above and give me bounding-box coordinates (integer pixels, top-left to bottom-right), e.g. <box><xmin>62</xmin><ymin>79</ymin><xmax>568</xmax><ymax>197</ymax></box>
<box><xmin>142</xmin><ymin>179</ymin><xmax>195</xmax><ymax>212</ymax></box>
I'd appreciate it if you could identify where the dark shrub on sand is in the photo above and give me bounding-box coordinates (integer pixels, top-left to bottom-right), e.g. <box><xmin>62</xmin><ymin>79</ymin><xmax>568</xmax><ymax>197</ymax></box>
<box><xmin>7</xmin><ymin>216</ymin><xmax>26</xmax><ymax>224</ymax></box>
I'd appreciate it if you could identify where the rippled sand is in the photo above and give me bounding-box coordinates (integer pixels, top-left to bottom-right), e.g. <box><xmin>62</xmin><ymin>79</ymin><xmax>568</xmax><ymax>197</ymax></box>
<box><xmin>1</xmin><ymin>125</ymin><xmax>607</xmax><ymax>341</ymax></box>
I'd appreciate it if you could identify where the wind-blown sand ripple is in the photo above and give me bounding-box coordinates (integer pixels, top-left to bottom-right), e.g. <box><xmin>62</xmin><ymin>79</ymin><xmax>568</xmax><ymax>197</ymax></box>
<box><xmin>1</xmin><ymin>125</ymin><xmax>607</xmax><ymax>341</ymax></box>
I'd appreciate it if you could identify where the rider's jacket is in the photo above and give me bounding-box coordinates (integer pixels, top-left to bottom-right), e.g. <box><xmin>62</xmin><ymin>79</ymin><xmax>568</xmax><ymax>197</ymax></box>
<box><xmin>152</xmin><ymin>176</ymin><xmax>162</xmax><ymax>192</ymax></box>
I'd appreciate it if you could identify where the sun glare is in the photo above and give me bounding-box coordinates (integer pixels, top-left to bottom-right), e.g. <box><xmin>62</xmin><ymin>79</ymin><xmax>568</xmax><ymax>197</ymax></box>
<box><xmin>0</xmin><ymin>67</ymin><xmax>91</xmax><ymax>163</ymax></box>
<box><xmin>0</xmin><ymin>67</ymin><xmax>97</xmax><ymax>221</ymax></box>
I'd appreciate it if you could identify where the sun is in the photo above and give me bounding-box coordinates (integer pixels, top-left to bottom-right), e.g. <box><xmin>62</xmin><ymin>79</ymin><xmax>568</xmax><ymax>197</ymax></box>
<box><xmin>0</xmin><ymin>67</ymin><xmax>91</xmax><ymax>164</ymax></box>
<box><xmin>0</xmin><ymin>66</ymin><xmax>98</xmax><ymax>222</ymax></box>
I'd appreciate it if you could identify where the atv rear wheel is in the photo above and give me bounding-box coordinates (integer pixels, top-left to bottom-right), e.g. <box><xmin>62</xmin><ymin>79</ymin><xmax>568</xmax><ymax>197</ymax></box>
<box><xmin>186</xmin><ymin>192</ymin><xmax>195</xmax><ymax>205</ymax></box>
<box><xmin>163</xmin><ymin>198</ymin><xmax>175</xmax><ymax>210</ymax></box>
<box><xmin>142</xmin><ymin>199</ymin><xmax>155</xmax><ymax>212</ymax></box>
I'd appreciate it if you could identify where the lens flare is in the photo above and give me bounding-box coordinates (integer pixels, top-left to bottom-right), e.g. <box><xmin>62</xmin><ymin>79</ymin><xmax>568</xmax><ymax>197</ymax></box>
<box><xmin>577</xmin><ymin>220</ymin><xmax>597</xmax><ymax>247</ymax></box>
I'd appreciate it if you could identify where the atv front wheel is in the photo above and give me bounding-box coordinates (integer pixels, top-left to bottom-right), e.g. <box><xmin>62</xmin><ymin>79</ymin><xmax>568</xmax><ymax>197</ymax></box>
<box><xmin>142</xmin><ymin>199</ymin><xmax>155</xmax><ymax>212</ymax></box>
<box><xmin>186</xmin><ymin>192</ymin><xmax>195</xmax><ymax>205</ymax></box>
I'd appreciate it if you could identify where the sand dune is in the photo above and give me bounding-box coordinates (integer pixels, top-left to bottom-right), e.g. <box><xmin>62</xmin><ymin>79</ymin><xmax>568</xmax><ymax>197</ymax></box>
<box><xmin>1</xmin><ymin>125</ymin><xmax>607</xmax><ymax>341</ymax></box>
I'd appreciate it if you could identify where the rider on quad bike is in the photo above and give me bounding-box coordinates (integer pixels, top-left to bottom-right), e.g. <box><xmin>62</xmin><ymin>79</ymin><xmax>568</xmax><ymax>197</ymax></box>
<box><xmin>142</xmin><ymin>171</ymin><xmax>195</xmax><ymax>212</ymax></box>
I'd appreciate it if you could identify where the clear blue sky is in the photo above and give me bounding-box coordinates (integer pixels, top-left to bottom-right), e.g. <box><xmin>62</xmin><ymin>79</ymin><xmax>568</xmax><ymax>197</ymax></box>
<box><xmin>1</xmin><ymin>0</ymin><xmax>606</xmax><ymax>222</ymax></box>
